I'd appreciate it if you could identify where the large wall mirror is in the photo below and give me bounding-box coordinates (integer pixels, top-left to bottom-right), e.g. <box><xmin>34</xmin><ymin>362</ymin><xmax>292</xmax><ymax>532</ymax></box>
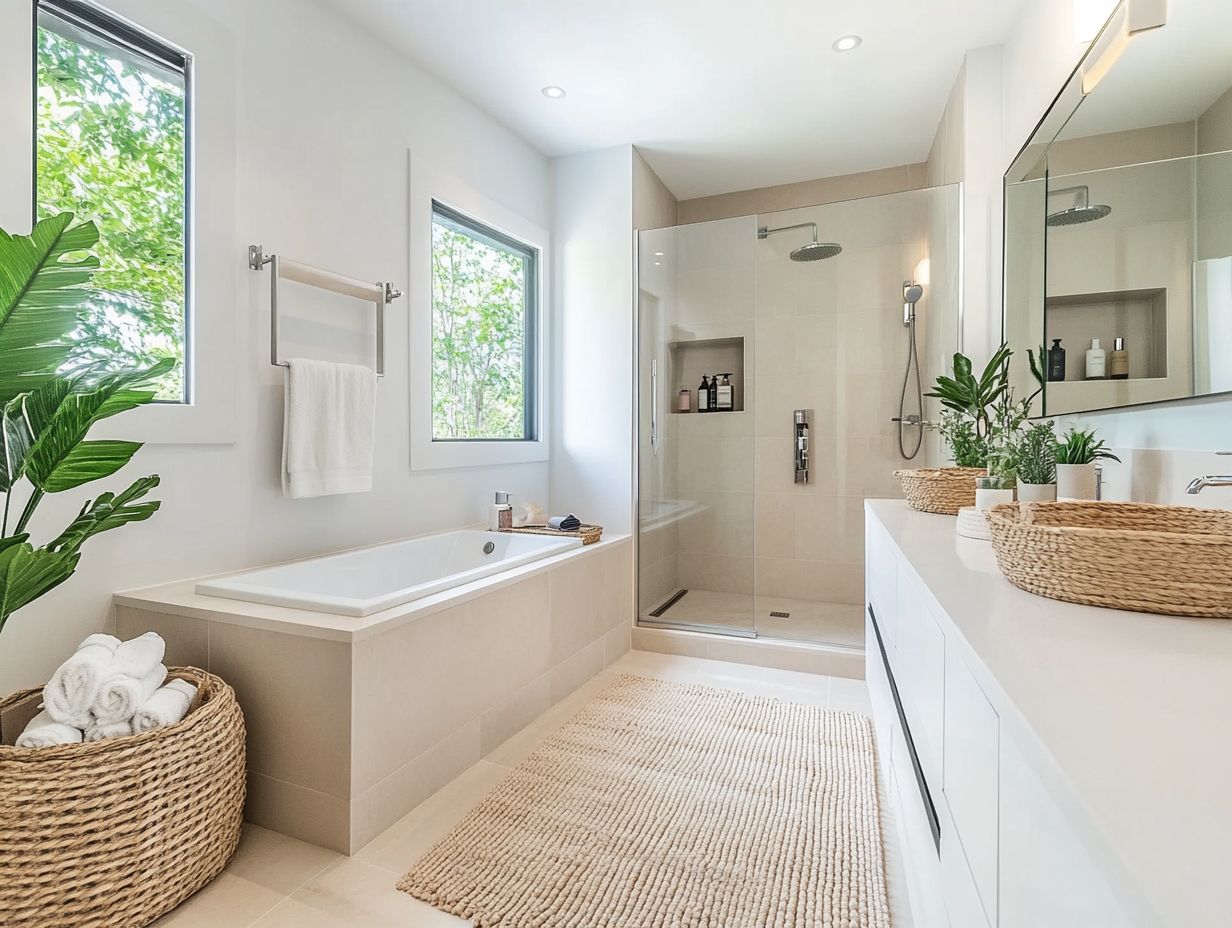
<box><xmin>1004</xmin><ymin>0</ymin><xmax>1232</xmax><ymax>417</ymax></box>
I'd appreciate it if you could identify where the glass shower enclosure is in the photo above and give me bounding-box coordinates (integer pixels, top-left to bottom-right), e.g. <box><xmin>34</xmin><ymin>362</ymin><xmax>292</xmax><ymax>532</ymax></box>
<box><xmin>636</xmin><ymin>184</ymin><xmax>961</xmax><ymax>649</ymax></box>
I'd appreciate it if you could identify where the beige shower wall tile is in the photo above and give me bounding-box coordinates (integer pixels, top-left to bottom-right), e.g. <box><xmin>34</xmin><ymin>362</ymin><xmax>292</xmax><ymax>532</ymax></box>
<box><xmin>754</xmin><ymin>493</ymin><xmax>797</xmax><ymax>558</ymax></box>
<box><xmin>837</xmin><ymin>309</ymin><xmax>906</xmax><ymax>376</ymax></box>
<box><xmin>839</xmin><ymin>372</ymin><xmax>901</xmax><ymax>441</ymax></box>
<box><xmin>755</xmin><ymin>556</ymin><xmax>864</xmax><ymax>604</ymax></box>
<box><xmin>795</xmin><ymin>314</ymin><xmax>839</xmax><ymax>374</ymax></box>
<box><xmin>753</xmin><ymin>375</ymin><xmax>836</xmax><ymax>439</ymax></box>
<box><xmin>208</xmin><ymin>623</ymin><xmax>351</xmax><ymax>798</ymax></box>
<box><xmin>677</xmin><ymin>551</ymin><xmax>753</xmax><ymax>595</ymax></box>
<box><xmin>795</xmin><ymin>495</ymin><xmax>866</xmax><ymax>566</ymax></box>
<box><xmin>117</xmin><ymin>606</ymin><xmax>207</xmax><ymax>669</ymax></box>
<box><xmin>675</xmin><ymin>437</ymin><xmax>754</xmax><ymax>493</ymax></box>
<box><xmin>836</xmin><ymin>243</ymin><xmax>915</xmax><ymax>311</ymax></box>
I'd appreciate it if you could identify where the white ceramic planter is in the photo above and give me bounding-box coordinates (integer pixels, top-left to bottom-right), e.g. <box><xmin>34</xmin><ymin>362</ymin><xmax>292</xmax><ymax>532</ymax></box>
<box><xmin>1016</xmin><ymin>481</ymin><xmax>1057</xmax><ymax>503</ymax></box>
<box><xmin>1056</xmin><ymin>462</ymin><xmax>1098</xmax><ymax>500</ymax></box>
<box><xmin>975</xmin><ymin>487</ymin><xmax>1016</xmax><ymax>511</ymax></box>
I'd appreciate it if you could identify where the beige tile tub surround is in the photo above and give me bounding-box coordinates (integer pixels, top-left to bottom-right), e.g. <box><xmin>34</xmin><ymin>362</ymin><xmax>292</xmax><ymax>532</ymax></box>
<box><xmin>117</xmin><ymin>537</ymin><xmax>633</xmax><ymax>855</ymax></box>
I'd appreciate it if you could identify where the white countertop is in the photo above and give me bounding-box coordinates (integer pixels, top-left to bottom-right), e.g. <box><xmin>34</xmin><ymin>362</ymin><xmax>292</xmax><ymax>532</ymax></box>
<box><xmin>866</xmin><ymin>499</ymin><xmax>1231</xmax><ymax>927</ymax></box>
<box><xmin>116</xmin><ymin>533</ymin><xmax>631</xmax><ymax>644</ymax></box>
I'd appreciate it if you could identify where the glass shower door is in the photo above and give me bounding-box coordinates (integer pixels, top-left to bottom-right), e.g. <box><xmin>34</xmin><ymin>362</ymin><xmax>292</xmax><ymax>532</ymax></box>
<box><xmin>636</xmin><ymin>217</ymin><xmax>757</xmax><ymax>637</ymax></box>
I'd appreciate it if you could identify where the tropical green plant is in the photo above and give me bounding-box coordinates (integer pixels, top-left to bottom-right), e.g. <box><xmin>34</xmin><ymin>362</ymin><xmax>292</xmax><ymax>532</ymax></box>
<box><xmin>0</xmin><ymin>213</ymin><xmax>166</xmax><ymax>637</ymax></box>
<box><xmin>1004</xmin><ymin>421</ymin><xmax>1058</xmax><ymax>486</ymax></box>
<box><xmin>926</xmin><ymin>343</ymin><xmax>1012</xmax><ymax>442</ymax></box>
<box><xmin>1055</xmin><ymin>427</ymin><xmax>1121</xmax><ymax>465</ymax></box>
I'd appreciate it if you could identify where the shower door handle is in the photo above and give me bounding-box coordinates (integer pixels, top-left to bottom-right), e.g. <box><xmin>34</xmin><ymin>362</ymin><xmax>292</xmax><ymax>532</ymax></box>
<box><xmin>650</xmin><ymin>359</ymin><xmax>658</xmax><ymax>455</ymax></box>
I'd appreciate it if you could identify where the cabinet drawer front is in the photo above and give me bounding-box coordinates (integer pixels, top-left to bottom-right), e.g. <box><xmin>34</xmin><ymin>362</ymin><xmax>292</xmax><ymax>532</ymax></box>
<box><xmin>943</xmin><ymin>647</ymin><xmax>1000</xmax><ymax>926</ymax></box>
<box><xmin>893</xmin><ymin>568</ymin><xmax>946</xmax><ymax>790</ymax></box>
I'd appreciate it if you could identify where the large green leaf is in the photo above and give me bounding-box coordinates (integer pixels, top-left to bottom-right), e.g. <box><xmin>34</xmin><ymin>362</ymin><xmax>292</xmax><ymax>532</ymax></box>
<box><xmin>0</xmin><ymin>540</ymin><xmax>80</xmax><ymax>633</ymax></box>
<box><xmin>48</xmin><ymin>475</ymin><xmax>160</xmax><ymax>555</ymax></box>
<box><xmin>17</xmin><ymin>359</ymin><xmax>171</xmax><ymax>493</ymax></box>
<box><xmin>0</xmin><ymin>213</ymin><xmax>100</xmax><ymax>408</ymax></box>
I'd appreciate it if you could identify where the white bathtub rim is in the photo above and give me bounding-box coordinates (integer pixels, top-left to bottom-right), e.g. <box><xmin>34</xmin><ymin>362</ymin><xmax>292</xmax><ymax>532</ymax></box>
<box><xmin>193</xmin><ymin>531</ymin><xmax>582</xmax><ymax>617</ymax></box>
<box><xmin>115</xmin><ymin>533</ymin><xmax>631</xmax><ymax>644</ymax></box>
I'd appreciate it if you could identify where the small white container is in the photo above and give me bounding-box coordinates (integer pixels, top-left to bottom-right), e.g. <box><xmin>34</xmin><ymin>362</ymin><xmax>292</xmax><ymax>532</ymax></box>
<box><xmin>1056</xmin><ymin>462</ymin><xmax>1098</xmax><ymax>501</ymax></box>
<box><xmin>1085</xmin><ymin>338</ymin><xmax>1106</xmax><ymax>380</ymax></box>
<box><xmin>1016</xmin><ymin>481</ymin><xmax>1057</xmax><ymax>503</ymax></box>
<box><xmin>975</xmin><ymin>487</ymin><xmax>1015</xmax><ymax>510</ymax></box>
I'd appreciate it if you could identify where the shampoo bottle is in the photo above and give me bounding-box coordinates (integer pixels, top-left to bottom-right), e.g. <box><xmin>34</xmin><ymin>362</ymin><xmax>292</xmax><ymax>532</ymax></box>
<box><xmin>490</xmin><ymin>491</ymin><xmax>512</xmax><ymax>531</ymax></box>
<box><xmin>716</xmin><ymin>373</ymin><xmax>734</xmax><ymax>411</ymax></box>
<box><xmin>1047</xmin><ymin>338</ymin><xmax>1066</xmax><ymax>381</ymax></box>
<box><xmin>1109</xmin><ymin>337</ymin><xmax>1129</xmax><ymax>380</ymax></box>
<box><xmin>707</xmin><ymin>374</ymin><xmax>719</xmax><ymax>412</ymax></box>
<box><xmin>1084</xmin><ymin>339</ymin><xmax>1106</xmax><ymax>380</ymax></box>
<box><xmin>698</xmin><ymin>375</ymin><xmax>710</xmax><ymax>412</ymax></box>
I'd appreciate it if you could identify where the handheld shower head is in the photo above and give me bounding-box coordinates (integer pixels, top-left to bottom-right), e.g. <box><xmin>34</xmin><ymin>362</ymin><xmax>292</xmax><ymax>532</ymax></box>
<box><xmin>902</xmin><ymin>281</ymin><xmax>924</xmax><ymax>326</ymax></box>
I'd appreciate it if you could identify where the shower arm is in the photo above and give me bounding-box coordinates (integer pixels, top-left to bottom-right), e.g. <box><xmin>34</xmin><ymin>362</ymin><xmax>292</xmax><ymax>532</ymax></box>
<box><xmin>757</xmin><ymin>221</ymin><xmax>818</xmax><ymax>243</ymax></box>
<box><xmin>1047</xmin><ymin>185</ymin><xmax>1091</xmax><ymax>209</ymax></box>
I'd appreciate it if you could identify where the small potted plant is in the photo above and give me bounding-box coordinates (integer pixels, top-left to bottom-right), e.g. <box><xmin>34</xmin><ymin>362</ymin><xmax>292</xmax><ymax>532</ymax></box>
<box><xmin>1008</xmin><ymin>421</ymin><xmax>1058</xmax><ymax>502</ymax></box>
<box><xmin>1054</xmin><ymin>427</ymin><xmax>1119</xmax><ymax>500</ymax></box>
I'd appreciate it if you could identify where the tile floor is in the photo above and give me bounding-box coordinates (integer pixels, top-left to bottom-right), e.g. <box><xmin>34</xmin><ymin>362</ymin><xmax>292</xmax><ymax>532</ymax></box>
<box><xmin>153</xmin><ymin>649</ymin><xmax>908</xmax><ymax>927</ymax></box>
<box><xmin>646</xmin><ymin>587</ymin><xmax>865</xmax><ymax>648</ymax></box>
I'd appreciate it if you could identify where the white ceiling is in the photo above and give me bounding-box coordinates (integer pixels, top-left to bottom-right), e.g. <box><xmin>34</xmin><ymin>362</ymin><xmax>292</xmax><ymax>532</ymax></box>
<box><xmin>324</xmin><ymin>0</ymin><xmax>1030</xmax><ymax>200</ymax></box>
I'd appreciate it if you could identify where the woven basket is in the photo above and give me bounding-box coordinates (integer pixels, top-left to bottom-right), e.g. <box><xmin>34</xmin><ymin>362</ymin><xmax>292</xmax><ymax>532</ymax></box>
<box><xmin>894</xmin><ymin>467</ymin><xmax>985</xmax><ymax>515</ymax></box>
<box><xmin>987</xmin><ymin>501</ymin><xmax>1232</xmax><ymax>618</ymax></box>
<box><xmin>502</xmin><ymin>523</ymin><xmax>603</xmax><ymax>545</ymax></box>
<box><xmin>0</xmin><ymin>667</ymin><xmax>246</xmax><ymax>928</ymax></box>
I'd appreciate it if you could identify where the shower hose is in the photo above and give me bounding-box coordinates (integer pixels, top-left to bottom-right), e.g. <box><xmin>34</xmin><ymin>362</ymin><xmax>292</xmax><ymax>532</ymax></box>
<box><xmin>896</xmin><ymin>314</ymin><xmax>924</xmax><ymax>460</ymax></box>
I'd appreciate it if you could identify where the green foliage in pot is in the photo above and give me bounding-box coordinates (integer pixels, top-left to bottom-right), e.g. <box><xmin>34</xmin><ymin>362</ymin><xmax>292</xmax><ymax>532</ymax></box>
<box><xmin>931</xmin><ymin>410</ymin><xmax>989</xmax><ymax>468</ymax></box>
<box><xmin>1005</xmin><ymin>421</ymin><xmax>1058</xmax><ymax>486</ymax></box>
<box><xmin>926</xmin><ymin>343</ymin><xmax>1011</xmax><ymax>442</ymax></box>
<box><xmin>0</xmin><ymin>213</ymin><xmax>167</xmax><ymax>636</ymax></box>
<box><xmin>1055</xmin><ymin>427</ymin><xmax>1120</xmax><ymax>465</ymax></box>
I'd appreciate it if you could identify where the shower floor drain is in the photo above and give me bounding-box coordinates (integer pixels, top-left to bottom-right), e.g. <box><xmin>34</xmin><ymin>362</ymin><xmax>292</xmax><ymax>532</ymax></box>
<box><xmin>768</xmin><ymin>611</ymin><xmax>791</xmax><ymax>618</ymax></box>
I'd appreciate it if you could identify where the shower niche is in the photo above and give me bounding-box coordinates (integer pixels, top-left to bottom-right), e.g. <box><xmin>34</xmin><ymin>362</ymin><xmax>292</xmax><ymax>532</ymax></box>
<box><xmin>668</xmin><ymin>336</ymin><xmax>745</xmax><ymax>413</ymax></box>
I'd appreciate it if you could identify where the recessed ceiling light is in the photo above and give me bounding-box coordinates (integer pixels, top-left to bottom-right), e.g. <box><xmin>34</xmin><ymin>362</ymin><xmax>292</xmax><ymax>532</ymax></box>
<box><xmin>832</xmin><ymin>34</ymin><xmax>862</xmax><ymax>52</ymax></box>
<box><xmin>541</xmin><ymin>85</ymin><xmax>567</xmax><ymax>99</ymax></box>
<box><xmin>654</xmin><ymin>261</ymin><xmax>662</xmax><ymax>266</ymax></box>
<box><xmin>653</xmin><ymin>252</ymin><xmax>664</xmax><ymax>257</ymax></box>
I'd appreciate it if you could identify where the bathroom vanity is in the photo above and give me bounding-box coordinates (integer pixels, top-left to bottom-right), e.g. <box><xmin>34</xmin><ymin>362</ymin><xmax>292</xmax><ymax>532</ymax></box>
<box><xmin>864</xmin><ymin>499</ymin><xmax>1230</xmax><ymax>928</ymax></box>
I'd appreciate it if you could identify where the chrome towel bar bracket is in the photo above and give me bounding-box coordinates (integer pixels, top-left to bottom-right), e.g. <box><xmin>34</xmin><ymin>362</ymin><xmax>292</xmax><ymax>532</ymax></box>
<box><xmin>248</xmin><ymin>244</ymin><xmax>402</xmax><ymax>376</ymax></box>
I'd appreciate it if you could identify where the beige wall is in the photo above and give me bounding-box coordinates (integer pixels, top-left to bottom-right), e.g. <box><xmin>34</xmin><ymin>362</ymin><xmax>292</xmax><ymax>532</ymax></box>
<box><xmin>633</xmin><ymin>148</ymin><xmax>678</xmax><ymax>231</ymax></box>
<box><xmin>927</xmin><ymin>62</ymin><xmax>966</xmax><ymax>187</ymax></box>
<box><xmin>676</xmin><ymin>163</ymin><xmax>928</xmax><ymax>225</ymax></box>
<box><xmin>1047</xmin><ymin>122</ymin><xmax>1196</xmax><ymax>175</ymax></box>
<box><xmin>1197</xmin><ymin>85</ymin><xmax>1232</xmax><ymax>155</ymax></box>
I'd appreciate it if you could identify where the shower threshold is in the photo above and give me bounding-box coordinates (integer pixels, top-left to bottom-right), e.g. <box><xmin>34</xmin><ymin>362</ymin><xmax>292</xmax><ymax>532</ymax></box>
<box><xmin>641</xmin><ymin>587</ymin><xmax>865</xmax><ymax>649</ymax></box>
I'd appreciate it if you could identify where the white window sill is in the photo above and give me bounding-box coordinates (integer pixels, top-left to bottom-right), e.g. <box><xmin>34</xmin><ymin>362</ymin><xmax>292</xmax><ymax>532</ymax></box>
<box><xmin>410</xmin><ymin>437</ymin><xmax>548</xmax><ymax>471</ymax></box>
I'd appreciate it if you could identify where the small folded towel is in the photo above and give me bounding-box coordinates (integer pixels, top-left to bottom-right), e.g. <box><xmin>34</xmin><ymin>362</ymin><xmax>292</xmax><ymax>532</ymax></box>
<box><xmin>94</xmin><ymin>660</ymin><xmax>168</xmax><ymax>724</ymax></box>
<box><xmin>132</xmin><ymin>678</ymin><xmax>198</xmax><ymax>733</ymax></box>
<box><xmin>42</xmin><ymin>633</ymin><xmax>120</xmax><ymax>726</ymax></box>
<box><xmin>281</xmin><ymin>358</ymin><xmax>377</xmax><ymax>499</ymax></box>
<box><xmin>548</xmin><ymin>513</ymin><xmax>582</xmax><ymax>531</ymax></box>
<box><xmin>16</xmin><ymin>709</ymin><xmax>84</xmax><ymax>749</ymax></box>
<box><xmin>85</xmin><ymin>718</ymin><xmax>133</xmax><ymax>742</ymax></box>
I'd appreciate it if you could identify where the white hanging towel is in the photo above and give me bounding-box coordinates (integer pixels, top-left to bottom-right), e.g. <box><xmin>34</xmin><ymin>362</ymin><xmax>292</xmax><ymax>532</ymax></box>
<box><xmin>281</xmin><ymin>358</ymin><xmax>377</xmax><ymax>499</ymax></box>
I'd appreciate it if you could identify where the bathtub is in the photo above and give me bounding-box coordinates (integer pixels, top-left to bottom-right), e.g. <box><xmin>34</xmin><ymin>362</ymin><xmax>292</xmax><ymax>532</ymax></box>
<box><xmin>195</xmin><ymin>530</ymin><xmax>583</xmax><ymax>617</ymax></box>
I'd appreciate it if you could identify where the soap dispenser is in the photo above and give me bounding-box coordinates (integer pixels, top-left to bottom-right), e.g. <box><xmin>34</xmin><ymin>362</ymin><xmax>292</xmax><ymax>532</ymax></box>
<box><xmin>1047</xmin><ymin>338</ymin><xmax>1066</xmax><ymax>381</ymax></box>
<box><xmin>1084</xmin><ymin>339</ymin><xmax>1106</xmax><ymax>380</ymax></box>
<box><xmin>716</xmin><ymin>373</ymin><xmax>734</xmax><ymax>411</ymax></box>
<box><xmin>490</xmin><ymin>491</ymin><xmax>513</xmax><ymax>531</ymax></box>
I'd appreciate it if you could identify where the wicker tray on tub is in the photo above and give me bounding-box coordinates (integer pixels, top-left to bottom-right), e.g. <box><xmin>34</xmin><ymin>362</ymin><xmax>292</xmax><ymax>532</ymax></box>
<box><xmin>894</xmin><ymin>467</ymin><xmax>985</xmax><ymax>515</ymax></box>
<box><xmin>987</xmin><ymin>501</ymin><xmax>1232</xmax><ymax>618</ymax></box>
<box><xmin>0</xmin><ymin>666</ymin><xmax>246</xmax><ymax>928</ymax></box>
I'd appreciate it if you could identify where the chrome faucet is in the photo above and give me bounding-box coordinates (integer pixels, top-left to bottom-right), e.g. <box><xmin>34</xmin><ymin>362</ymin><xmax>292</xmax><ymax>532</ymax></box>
<box><xmin>1185</xmin><ymin>453</ymin><xmax>1232</xmax><ymax>495</ymax></box>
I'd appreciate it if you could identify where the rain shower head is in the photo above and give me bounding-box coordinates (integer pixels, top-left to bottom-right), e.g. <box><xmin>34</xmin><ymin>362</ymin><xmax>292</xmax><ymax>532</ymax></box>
<box><xmin>758</xmin><ymin>222</ymin><xmax>843</xmax><ymax>262</ymax></box>
<box><xmin>1046</xmin><ymin>185</ymin><xmax>1111</xmax><ymax>227</ymax></box>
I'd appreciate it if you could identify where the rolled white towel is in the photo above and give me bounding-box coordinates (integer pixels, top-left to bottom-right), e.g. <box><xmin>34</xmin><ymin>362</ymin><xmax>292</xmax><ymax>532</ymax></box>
<box><xmin>84</xmin><ymin>717</ymin><xmax>132</xmax><ymax>742</ymax></box>
<box><xmin>93</xmin><ymin>663</ymin><xmax>167</xmax><ymax>724</ymax></box>
<box><xmin>16</xmin><ymin>709</ymin><xmax>84</xmax><ymax>749</ymax></box>
<box><xmin>42</xmin><ymin>633</ymin><xmax>120</xmax><ymax>726</ymax></box>
<box><xmin>132</xmin><ymin>678</ymin><xmax>198</xmax><ymax>733</ymax></box>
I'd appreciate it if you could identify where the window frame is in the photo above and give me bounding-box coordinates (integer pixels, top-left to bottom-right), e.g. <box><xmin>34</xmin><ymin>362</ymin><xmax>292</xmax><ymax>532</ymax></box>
<box><xmin>409</xmin><ymin>154</ymin><xmax>549</xmax><ymax>471</ymax></box>
<box><xmin>429</xmin><ymin>199</ymin><xmax>539</xmax><ymax>444</ymax></box>
<box><xmin>2</xmin><ymin>0</ymin><xmax>239</xmax><ymax>445</ymax></box>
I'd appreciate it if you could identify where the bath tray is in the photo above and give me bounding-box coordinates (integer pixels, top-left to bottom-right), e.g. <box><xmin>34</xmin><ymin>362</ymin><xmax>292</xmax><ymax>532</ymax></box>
<box><xmin>502</xmin><ymin>523</ymin><xmax>603</xmax><ymax>545</ymax></box>
<box><xmin>987</xmin><ymin>501</ymin><xmax>1232</xmax><ymax>617</ymax></box>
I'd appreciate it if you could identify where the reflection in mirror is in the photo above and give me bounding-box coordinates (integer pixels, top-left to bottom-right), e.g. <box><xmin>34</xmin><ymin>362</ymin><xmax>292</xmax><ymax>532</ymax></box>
<box><xmin>1003</xmin><ymin>0</ymin><xmax>1232</xmax><ymax>418</ymax></box>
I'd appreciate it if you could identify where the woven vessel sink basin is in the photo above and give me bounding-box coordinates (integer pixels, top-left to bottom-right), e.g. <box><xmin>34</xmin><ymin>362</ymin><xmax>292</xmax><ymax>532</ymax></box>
<box><xmin>987</xmin><ymin>501</ymin><xmax>1232</xmax><ymax>617</ymax></box>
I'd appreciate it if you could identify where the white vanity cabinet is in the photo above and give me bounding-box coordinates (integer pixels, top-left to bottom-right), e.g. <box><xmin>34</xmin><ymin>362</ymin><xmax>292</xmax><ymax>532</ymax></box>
<box><xmin>864</xmin><ymin>500</ymin><xmax>1220</xmax><ymax>928</ymax></box>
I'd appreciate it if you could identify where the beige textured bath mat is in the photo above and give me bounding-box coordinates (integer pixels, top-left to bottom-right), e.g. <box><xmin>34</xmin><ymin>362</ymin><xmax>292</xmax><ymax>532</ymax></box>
<box><xmin>399</xmin><ymin>673</ymin><xmax>890</xmax><ymax>927</ymax></box>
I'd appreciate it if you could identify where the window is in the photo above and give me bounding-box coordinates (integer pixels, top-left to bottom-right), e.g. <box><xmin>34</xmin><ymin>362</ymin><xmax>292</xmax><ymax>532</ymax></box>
<box><xmin>431</xmin><ymin>202</ymin><xmax>538</xmax><ymax>441</ymax></box>
<box><xmin>35</xmin><ymin>0</ymin><xmax>190</xmax><ymax>402</ymax></box>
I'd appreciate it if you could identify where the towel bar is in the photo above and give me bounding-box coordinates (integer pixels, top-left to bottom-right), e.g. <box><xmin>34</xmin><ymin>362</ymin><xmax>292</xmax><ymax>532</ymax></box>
<box><xmin>249</xmin><ymin>244</ymin><xmax>402</xmax><ymax>377</ymax></box>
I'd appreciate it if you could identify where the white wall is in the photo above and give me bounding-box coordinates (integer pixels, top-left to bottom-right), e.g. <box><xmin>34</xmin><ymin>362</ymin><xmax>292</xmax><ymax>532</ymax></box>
<box><xmin>549</xmin><ymin>145</ymin><xmax>635</xmax><ymax>536</ymax></box>
<box><xmin>0</xmin><ymin>0</ymin><xmax>555</xmax><ymax>692</ymax></box>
